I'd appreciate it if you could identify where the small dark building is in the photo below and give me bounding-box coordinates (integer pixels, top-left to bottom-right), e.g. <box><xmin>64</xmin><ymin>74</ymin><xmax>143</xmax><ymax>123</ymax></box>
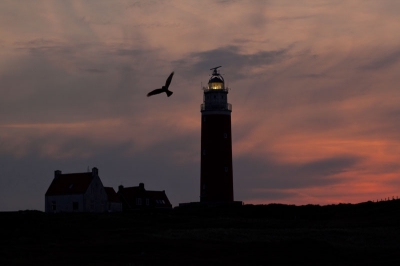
<box><xmin>118</xmin><ymin>183</ymin><xmax>172</xmax><ymax>211</ymax></box>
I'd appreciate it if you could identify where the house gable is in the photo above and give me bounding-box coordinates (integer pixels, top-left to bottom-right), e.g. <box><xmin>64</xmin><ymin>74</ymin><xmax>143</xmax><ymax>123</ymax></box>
<box><xmin>104</xmin><ymin>187</ymin><xmax>120</xmax><ymax>203</ymax></box>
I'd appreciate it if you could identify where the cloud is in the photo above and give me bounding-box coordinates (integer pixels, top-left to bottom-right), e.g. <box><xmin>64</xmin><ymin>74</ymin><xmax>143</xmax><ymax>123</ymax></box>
<box><xmin>14</xmin><ymin>39</ymin><xmax>75</xmax><ymax>56</ymax></box>
<box><xmin>0</xmin><ymin>125</ymin><xmax>201</xmax><ymax>210</ymax></box>
<box><xmin>2</xmin><ymin>0</ymin><xmax>400</xmax><ymax>211</ymax></box>
<box><xmin>83</xmin><ymin>68</ymin><xmax>107</xmax><ymax>74</ymax></box>
<box><xmin>116</xmin><ymin>48</ymin><xmax>148</xmax><ymax>57</ymax></box>
<box><xmin>360</xmin><ymin>49</ymin><xmax>400</xmax><ymax>70</ymax></box>
<box><xmin>174</xmin><ymin>45</ymin><xmax>289</xmax><ymax>80</ymax></box>
<box><xmin>248</xmin><ymin>189</ymin><xmax>299</xmax><ymax>202</ymax></box>
<box><xmin>1</xmin><ymin>38</ymin><xmax>168</xmax><ymax>125</ymax></box>
<box><xmin>235</xmin><ymin>155</ymin><xmax>362</xmax><ymax>191</ymax></box>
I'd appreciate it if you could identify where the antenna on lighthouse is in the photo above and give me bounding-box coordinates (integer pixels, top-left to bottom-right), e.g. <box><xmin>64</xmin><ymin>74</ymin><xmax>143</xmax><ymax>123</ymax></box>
<box><xmin>210</xmin><ymin>66</ymin><xmax>222</xmax><ymax>71</ymax></box>
<box><xmin>210</xmin><ymin>66</ymin><xmax>222</xmax><ymax>75</ymax></box>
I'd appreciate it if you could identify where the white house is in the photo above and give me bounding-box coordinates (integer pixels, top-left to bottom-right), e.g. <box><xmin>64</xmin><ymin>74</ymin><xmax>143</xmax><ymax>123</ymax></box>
<box><xmin>45</xmin><ymin>167</ymin><xmax>121</xmax><ymax>213</ymax></box>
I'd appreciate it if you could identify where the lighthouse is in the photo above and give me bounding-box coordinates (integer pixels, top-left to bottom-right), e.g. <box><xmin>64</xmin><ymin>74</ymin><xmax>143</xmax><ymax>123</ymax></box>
<box><xmin>200</xmin><ymin>66</ymin><xmax>234</xmax><ymax>202</ymax></box>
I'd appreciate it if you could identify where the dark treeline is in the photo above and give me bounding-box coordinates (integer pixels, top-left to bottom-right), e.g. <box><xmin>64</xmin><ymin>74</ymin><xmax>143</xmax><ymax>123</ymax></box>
<box><xmin>175</xmin><ymin>199</ymin><xmax>400</xmax><ymax>222</ymax></box>
<box><xmin>1</xmin><ymin>200</ymin><xmax>400</xmax><ymax>265</ymax></box>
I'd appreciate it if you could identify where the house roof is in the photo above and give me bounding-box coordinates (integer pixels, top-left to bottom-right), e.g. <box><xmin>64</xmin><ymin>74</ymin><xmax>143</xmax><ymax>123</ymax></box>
<box><xmin>104</xmin><ymin>187</ymin><xmax>120</xmax><ymax>203</ymax></box>
<box><xmin>45</xmin><ymin>172</ymin><xmax>94</xmax><ymax>196</ymax></box>
<box><xmin>118</xmin><ymin>185</ymin><xmax>172</xmax><ymax>208</ymax></box>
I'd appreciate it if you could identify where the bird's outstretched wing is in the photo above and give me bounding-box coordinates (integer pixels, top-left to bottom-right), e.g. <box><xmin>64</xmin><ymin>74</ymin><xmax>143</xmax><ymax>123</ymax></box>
<box><xmin>164</xmin><ymin>72</ymin><xmax>174</xmax><ymax>88</ymax></box>
<box><xmin>147</xmin><ymin>88</ymin><xmax>164</xmax><ymax>97</ymax></box>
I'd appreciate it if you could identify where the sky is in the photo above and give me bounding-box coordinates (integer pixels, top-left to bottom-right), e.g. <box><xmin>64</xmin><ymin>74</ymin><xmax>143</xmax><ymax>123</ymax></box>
<box><xmin>1</xmin><ymin>0</ymin><xmax>400</xmax><ymax>211</ymax></box>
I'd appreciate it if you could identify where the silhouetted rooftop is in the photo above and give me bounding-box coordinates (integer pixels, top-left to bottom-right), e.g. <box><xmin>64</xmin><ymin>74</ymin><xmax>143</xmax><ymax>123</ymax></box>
<box><xmin>45</xmin><ymin>172</ymin><xmax>94</xmax><ymax>196</ymax></box>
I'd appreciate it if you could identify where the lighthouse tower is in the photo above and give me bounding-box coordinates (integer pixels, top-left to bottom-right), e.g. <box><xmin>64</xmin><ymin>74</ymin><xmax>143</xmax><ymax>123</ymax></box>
<box><xmin>200</xmin><ymin>66</ymin><xmax>233</xmax><ymax>202</ymax></box>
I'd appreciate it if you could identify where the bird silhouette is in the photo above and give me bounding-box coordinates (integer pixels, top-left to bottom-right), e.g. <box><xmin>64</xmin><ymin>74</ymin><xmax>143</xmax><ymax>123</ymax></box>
<box><xmin>147</xmin><ymin>71</ymin><xmax>174</xmax><ymax>97</ymax></box>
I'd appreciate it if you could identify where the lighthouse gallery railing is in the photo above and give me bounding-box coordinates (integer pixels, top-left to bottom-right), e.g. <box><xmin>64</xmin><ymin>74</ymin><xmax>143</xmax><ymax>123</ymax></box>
<box><xmin>200</xmin><ymin>103</ymin><xmax>232</xmax><ymax>111</ymax></box>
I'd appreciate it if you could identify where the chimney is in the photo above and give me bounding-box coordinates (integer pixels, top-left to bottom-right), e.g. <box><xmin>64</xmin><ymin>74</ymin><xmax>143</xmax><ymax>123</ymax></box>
<box><xmin>139</xmin><ymin>183</ymin><xmax>145</xmax><ymax>191</ymax></box>
<box><xmin>92</xmin><ymin>167</ymin><xmax>98</xmax><ymax>177</ymax></box>
<box><xmin>118</xmin><ymin>185</ymin><xmax>124</xmax><ymax>192</ymax></box>
<box><xmin>54</xmin><ymin>170</ymin><xmax>62</xmax><ymax>179</ymax></box>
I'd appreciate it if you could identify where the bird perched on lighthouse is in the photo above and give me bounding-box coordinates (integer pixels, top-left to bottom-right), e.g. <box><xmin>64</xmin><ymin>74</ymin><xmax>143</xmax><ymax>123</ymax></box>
<box><xmin>147</xmin><ymin>71</ymin><xmax>174</xmax><ymax>97</ymax></box>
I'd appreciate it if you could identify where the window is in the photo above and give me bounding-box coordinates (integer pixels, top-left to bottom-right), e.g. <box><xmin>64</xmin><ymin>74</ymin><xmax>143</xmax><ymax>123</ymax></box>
<box><xmin>51</xmin><ymin>201</ymin><xmax>56</xmax><ymax>211</ymax></box>
<box><xmin>225</xmin><ymin>167</ymin><xmax>228</xmax><ymax>172</ymax></box>
<box><xmin>72</xmin><ymin>202</ymin><xmax>79</xmax><ymax>211</ymax></box>
<box><xmin>224</xmin><ymin>133</ymin><xmax>227</xmax><ymax>138</ymax></box>
<box><xmin>202</xmin><ymin>149</ymin><xmax>206</xmax><ymax>155</ymax></box>
<box><xmin>136</xmin><ymin>198</ymin><xmax>142</xmax><ymax>205</ymax></box>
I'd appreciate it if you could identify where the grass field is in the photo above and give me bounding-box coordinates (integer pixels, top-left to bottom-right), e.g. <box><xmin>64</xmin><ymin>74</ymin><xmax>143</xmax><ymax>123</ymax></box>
<box><xmin>1</xmin><ymin>201</ymin><xmax>400</xmax><ymax>265</ymax></box>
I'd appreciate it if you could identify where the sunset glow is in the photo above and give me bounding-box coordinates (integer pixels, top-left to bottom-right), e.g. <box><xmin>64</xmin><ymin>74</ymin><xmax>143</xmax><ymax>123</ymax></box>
<box><xmin>1</xmin><ymin>0</ymin><xmax>400</xmax><ymax>210</ymax></box>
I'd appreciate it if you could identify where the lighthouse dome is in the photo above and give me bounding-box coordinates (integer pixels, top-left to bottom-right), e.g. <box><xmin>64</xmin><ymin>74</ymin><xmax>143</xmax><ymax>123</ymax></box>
<box><xmin>208</xmin><ymin>67</ymin><xmax>225</xmax><ymax>90</ymax></box>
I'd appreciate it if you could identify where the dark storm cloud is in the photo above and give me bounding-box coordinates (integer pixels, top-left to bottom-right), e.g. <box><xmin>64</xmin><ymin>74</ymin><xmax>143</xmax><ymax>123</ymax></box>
<box><xmin>235</xmin><ymin>155</ymin><xmax>362</xmax><ymax>191</ymax></box>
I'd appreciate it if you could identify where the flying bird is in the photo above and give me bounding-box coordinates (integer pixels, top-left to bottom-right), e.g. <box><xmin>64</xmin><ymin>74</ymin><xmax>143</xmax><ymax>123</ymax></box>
<box><xmin>147</xmin><ymin>71</ymin><xmax>174</xmax><ymax>97</ymax></box>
